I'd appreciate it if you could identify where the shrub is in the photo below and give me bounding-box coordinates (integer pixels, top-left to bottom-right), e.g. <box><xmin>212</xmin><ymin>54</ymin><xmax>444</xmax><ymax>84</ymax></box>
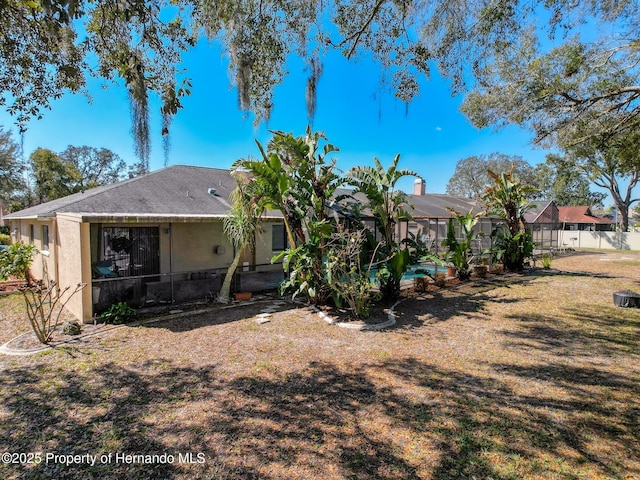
<box><xmin>414</xmin><ymin>276</ymin><xmax>429</xmax><ymax>293</ymax></box>
<box><xmin>442</xmin><ymin>209</ymin><xmax>482</xmax><ymax>281</ymax></box>
<box><xmin>483</xmin><ymin>170</ymin><xmax>538</xmax><ymax>272</ymax></box>
<box><xmin>100</xmin><ymin>302</ymin><xmax>135</xmax><ymax>324</ymax></box>
<box><xmin>0</xmin><ymin>242</ymin><xmax>85</xmax><ymax>344</ymax></box>
<box><xmin>541</xmin><ymin>254</ymin><xmax>553</xmax><ymax>269</ymax></box>
<box><xmin>0</xmin><ymin>233</ymin><xmax>10</xmax><ymax>246</ymax></box>
<box><xmin>324</xmin><ymin>229</ymin><xmax>379</xmax><ymax>319</ymax></box>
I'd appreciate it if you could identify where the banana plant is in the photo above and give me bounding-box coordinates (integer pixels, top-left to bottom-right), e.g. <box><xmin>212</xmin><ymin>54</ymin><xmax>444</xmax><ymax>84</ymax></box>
<box><xmin>347</xmin><ymin>154</ymin><xmax>419</xmax><ymax>301</ymax></box>
<box><xmin>483</xmin><ymin>169</ymin><xmax>537</xmax><ymax>271</ymax></box>
<box><xmin>442</xmin><ymin>209</ymin><xmax>483</xmax><ymax>280</ymax></box>
<box><xmin>236</xmin><ymin>127</ymin><xmax>341</xmax><ymax>304</ymax></box>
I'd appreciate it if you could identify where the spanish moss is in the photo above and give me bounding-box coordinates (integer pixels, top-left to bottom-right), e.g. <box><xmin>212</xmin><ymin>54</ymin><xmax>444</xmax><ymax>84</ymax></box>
<box><xmin>306</xmin><ymin>54</ymin><xmax>323</xmax><ymax>125</ymax></box>
<box><xmin>162</xmin><ymin>112</ymin><xmax>172</xmax><ymax>168</ymax></box>
<box><xmin>128</xmin><ymin>69</ymin><xmax>150</xmax><ymax>172</ymax></box>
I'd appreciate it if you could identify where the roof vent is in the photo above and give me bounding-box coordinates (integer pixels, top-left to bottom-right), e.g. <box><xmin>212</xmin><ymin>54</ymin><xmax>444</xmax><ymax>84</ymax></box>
<box><xmin>208</xmin><ymin>188</ymin><xmax>217</xmax><ymax>196</ymax></box>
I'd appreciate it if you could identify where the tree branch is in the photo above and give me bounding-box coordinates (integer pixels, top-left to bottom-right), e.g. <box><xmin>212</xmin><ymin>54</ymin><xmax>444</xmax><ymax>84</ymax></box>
<box><xmin>335</xmin><ymin>0</ymin><xmax>386</xmax><ymax>59</ymax></box>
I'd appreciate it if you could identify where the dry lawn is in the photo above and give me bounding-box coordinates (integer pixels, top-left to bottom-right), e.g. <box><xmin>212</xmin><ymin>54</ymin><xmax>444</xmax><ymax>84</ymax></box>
<box><xmin>1</xmin><ymin>250</ymin><xmax>639</xmax><ymax>479</ymax></box>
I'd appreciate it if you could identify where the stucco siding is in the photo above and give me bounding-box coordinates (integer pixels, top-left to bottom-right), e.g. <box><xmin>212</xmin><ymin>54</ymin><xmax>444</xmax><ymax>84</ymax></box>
<box><xmin>254</xmin><ymin>221</ymin><xmax>284</xmax><ymax>271</ymax></box>
<box><xmin>56</xmin><ymin>216</ymin><xmax>90</xmax><ymax>322</ymax></box>
<box><xmin>8</xmin><ymin>219</ymin><xmax>57</xmax><ymax>285</ymax></box>
<box><xmin>170</xmin><ymin>222</ymin><xmax>233</xmax><ymax>273</ymax></box>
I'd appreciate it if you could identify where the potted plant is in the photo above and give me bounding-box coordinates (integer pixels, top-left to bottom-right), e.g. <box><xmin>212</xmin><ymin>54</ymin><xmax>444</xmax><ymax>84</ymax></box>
<box><xmin>442</xmin><ymin>216</ymin><xmax>461</xmax><ymax>277</ymax></box>
<box><xmin>433</xmin><ymin>272</ymin><xmax>447</xmax><ymax>287</ymax></box>
<box><xmin>234</xmin><ymin>291</ymin><xmax>252</xmax><ymax>301</ymax></box>
<box><xmin>473</xmin><ymin>264</ymin><xmax>488</xmax><ymax>278</ymax></box>
<box><xmin>490</xmin><ymin>263</ymin><xmax>504</xmax><ymax>274</ymax></box>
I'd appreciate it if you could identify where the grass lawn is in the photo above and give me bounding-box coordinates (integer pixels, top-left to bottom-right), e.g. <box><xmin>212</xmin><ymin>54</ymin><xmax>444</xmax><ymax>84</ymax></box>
<box><xmin>1</xmin><ymin>250</ymin><xmax>639</xmax><ymax>479</ymax></box>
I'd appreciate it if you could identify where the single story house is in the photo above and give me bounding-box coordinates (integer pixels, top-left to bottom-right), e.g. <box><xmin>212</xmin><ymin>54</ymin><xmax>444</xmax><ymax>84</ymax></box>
<box><xmin>3</xmin><ymin>168</ymin><xmax>514</xmax><ymax>323</ymax></box>
<box><xmin>3</xmin><ymin>165</ymin><xmax>285</xmax><ymax>323</ymax></box>
<box><xmin>557</xmin><ymin>206</ymin><xmax>615</xmax><ymax>231</ymax></box>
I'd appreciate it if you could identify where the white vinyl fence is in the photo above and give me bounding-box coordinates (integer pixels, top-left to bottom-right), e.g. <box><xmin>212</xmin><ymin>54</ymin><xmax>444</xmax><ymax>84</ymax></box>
<box><xmin>555</xmin><ymin>230</ymin><xmax>640</xmax><ymax>251</ymax></box>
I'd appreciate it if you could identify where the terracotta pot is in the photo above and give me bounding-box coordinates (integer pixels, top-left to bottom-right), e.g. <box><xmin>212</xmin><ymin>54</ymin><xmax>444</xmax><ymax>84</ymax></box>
<box><xmin>414</xmin><ymin>276</ymin><xmax>429</xmax><ymax>293</ymax></box>
<box><xmin>473</xmin><ymin>265</ymin><xmax>488</xmax><ymax>278</ymax></box>
<box><xmin>234</xmin><ymin>292</ymin><xmax>252</xmax><ymax>301</ymax></box>
<box><xmin>447</xmin><ymin>267</ymin><xmax>456</xmax><ymax>277</ymax></box>
<box><xmin>490</xmin><ymin>264</ymin><xmax>504</xmax><ymax>275</ymax></box>
<box><xmin>433</xmin><ymin>273</ymin><xmax>446</xmax><ymax>288</ymax></box>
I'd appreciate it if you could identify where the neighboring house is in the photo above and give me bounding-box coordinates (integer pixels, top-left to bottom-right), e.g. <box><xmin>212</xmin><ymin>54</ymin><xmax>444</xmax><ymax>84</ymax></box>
<box><xmin>4</xmin><ymin>165</ymin><xmax>285</xmax><ymax>323</ymax></box>
<box><xmin>523</xmin><ymin>202</ymin><xmax>615</xmax><ymax>251</ymax></box>
<box><xmin>557</xmin><ymin>206</ymin><xmax>615</xmax><ymax>232</ymax></box>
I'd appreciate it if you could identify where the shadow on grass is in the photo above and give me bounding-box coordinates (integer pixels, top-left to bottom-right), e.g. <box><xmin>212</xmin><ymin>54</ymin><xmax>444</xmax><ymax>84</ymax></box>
<box><xmin>2</xmin><ymin>353</ymin><xmax>638</xmax><ymax>479</ymax></box>
<box><xmin>501</xmin><ymin>303</ymin><xmax>640</xmax><ymax>357</ymax></box>
<box><xmin>138</xmin><ymin>300</ymin><xmax>297</xmax><ymax>333</ymax></box>
<box><xmin>525</xmin><ymin>266</ymin><xmax>617</xmax><ymax>280</ymax></box>
<box><xmin>395</xmin><ymin>276</ymin><xmax>534</xmax><ymax>330</ymax></box>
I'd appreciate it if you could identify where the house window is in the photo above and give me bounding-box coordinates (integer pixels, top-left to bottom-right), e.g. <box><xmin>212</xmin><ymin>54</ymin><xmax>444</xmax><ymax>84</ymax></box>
<box><xmin>42</xmin><ymin>225</ymin><xmax>49</xmax><ymax>252</ymax></box>
<box><xmin>100</xmin><ymin>226</ymin><xmax>159</xmax><ymax>277</ymax></box>
<box><xmin>29</xmin><ymin>224</ymin><xmax>34</xmax><ymax>244</ymax></box>
<box><xmin>272</xmin><ymin>224</ymin><xmax>286</xmax><ymax>252</ymax></box>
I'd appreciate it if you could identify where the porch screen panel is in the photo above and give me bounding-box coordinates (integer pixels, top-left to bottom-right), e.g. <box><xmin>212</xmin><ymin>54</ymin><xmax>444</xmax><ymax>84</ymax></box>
<box><xmin>130</xmin><ymin>227</ymin><xmax>159</xmax><ymax>276</ymax></box>
<box><xmin>101</xmin><ymin>227</ymin><xmax>159</xmax><ymax>277</ymax></box>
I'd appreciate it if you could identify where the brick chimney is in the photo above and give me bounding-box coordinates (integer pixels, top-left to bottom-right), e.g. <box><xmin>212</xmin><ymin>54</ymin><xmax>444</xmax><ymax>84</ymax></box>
<box><xmin>413</xmin><ymin>179</ymin><xmax>426</xmax><ymax>196</ymax></box>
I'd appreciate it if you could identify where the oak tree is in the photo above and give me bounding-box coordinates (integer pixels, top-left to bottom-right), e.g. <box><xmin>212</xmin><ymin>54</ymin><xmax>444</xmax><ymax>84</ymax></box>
<box><xmin>0</xmin><ymin>126</ymin><xmax>25</xmax><ymax>201</ymax></box>
<box><xmin>446</xmin><ymin>153</ymin><xmax>535</xmax><ymax>200</ymax></box>
<box><xmin>532</xmin><ymin>154</ymin><xmax>606</xmax><ymax>207</ymax></box>
<box><xmin>2</xmin><ymin>1</ymin><xmax>636</xmax><ymax>162</ymax></box>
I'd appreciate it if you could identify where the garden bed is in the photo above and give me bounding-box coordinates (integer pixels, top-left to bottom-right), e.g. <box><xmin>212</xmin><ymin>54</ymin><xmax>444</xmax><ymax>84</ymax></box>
<box><xmin>0</xmin><ymin>280</ymin><xmax>26</xmax><ymax>292</ymax></box>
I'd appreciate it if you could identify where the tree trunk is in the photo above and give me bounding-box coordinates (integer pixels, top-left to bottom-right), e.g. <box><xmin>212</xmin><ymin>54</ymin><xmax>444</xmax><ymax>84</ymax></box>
<box><xmin>619</xmin><ymin>204</ymin><xmax>630</xmax><ymax>232</ymax></box>
<box><xmin>217</xmin><ymin>249</ymin><xmax>243</xmax><ymax>304</ymax></box>
<box><xmin>610</xmin><ymin>192</ymin><xmax>630</xmax><ymax>232</ymax></box>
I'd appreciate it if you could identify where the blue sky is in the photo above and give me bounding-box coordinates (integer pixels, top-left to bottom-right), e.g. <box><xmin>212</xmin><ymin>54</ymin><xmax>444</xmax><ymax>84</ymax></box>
<box><xmin>0</xmin><ymin>40</ymin><xmax>552</xmax><ymax>195</ymax></box>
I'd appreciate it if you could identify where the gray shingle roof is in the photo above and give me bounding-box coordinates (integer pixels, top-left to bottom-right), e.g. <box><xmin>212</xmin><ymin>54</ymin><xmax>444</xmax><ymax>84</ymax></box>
<box><xmin>408</xmin><ymin>193</ymin><xmax>482</xmax><ymax>218</ymax></box>
<box><xmin>5</xmin><ymin>165</ymin><xmax>280</xmax><ymax>221</ymax></box>
<box><xmin>332</xmin><ymin>188</ymin><xmax>484</xmax><ymax>219</ymax></box>
<box><xmin>4</xmin><ymin>164</ymin><xmax>487</xmax><ymax>222</ymax></box>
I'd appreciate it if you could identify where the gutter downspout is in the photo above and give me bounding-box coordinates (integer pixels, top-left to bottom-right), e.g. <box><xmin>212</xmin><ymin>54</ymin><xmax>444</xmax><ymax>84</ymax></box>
<box><xmin>53</xmin><ymin>219</ymin><xmax>60</xmax><ymax>287</ymax></box>
<box><xmin>169</xmin><ymin>223</ymin><xmax>174</xmax><ymax>304</ymax></box>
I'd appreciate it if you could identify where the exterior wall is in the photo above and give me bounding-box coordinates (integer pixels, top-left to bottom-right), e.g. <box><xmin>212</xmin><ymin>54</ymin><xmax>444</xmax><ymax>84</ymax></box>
<box><xmin>558</xmin><ymin>230</ymin><xmax>640</xmax><ymax>250</ymax></box>
<box><xmin>8</xmin><ymin>218</ymin><xmax>58</xmax><ymax>285</ymax></box>
<box><xmin>90</xmin><ymin>219</ymin><xmax>283</xmax><ymax>276</ymax></box>
<box><xmin>56</xmin><ymin>215</ymin><xmax>91</xmax><ymax>322</ymax></box>
<box><xmin>255</xmin><ymin>221</ymin><xmax>286</xmax><ymax>271</ymax></box>
<box><xmin>169</xmin><ymin>222</ymin><xmax>233</xmax><ymax>273</ymax></box>
<box><xmin>90</xmin><ymin>219</ymin><xmax>286</xmax><ymax>314</ymax></box>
